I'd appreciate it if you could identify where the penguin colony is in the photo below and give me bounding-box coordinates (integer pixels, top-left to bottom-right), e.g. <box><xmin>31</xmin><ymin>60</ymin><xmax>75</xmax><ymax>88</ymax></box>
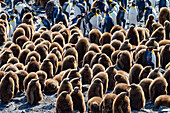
<box><xmin>0</xmin><ymin>0</ymin><xmax>169</xmax><ymax>112</ymax></box>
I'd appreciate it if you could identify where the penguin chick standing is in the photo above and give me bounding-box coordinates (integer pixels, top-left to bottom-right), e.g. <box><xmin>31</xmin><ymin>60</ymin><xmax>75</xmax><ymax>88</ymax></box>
<box><xmin>70</xmin><ymin>87</ymin><xmax>86</xmax><ymax>113</ymax></box>
<box><xmin>160</xmin><ymin>45</ymin><xmax>170</xmax><ymax>69</ymax></box>
<box><xmin>88</xmin><ymin>78</ymin><xmax>103</xmax><ymax>100</ymax></box>
<box><xmin>87</xmin><ymin>96</ymin><xmax>103</xmax><ymax>113</ymax></box>
<box><xmin>26</xmin><ymin>79</ymin><xmax>43</xmax><ymax>105</ymax></box>
<box><xmin>112</xmin><ymin>92</ymin><xmax>131</xmax><ymax>113</ymax></box>
<box><xmin>126</xmin><ymin>25</ymin><xmax>139</xmax><ymax>46</ymax></box>
<box><xmin>149</xmin><ymin>77</ymin><xmax>168</xmax><ymax>102</ymax></box>
<box><xmin>40</xmin><ymin>59</ymin><xmax>53</xmax><ymax>78</ymax></box>
<box><xmin>102</xmin><ymin>93</ymin><xmax>117</xmax><ymax>113</ymax></box>
<box><xmin>56</xmin><ymin>91</ymin><xmax>73</xmax><ymax>113</ymax></box>
<box><xmin>116</xmin><ymin>50</ymin><xmax>132</xmax><ymax>73</ymax></box>
<box><xmin>0</xmin><ymin>72</ymin><xmax>14</xmax><ymax>103</ymax></box>
<box><xmin>57</xmin><ymin>78</ymin><xmax>73</xmax><ymax>95</ymax></box>
<box><xmin>79</xmin><ymin>64</ymin><xmax>93</xmax><ymax>84</ymax></box>
<box><xmin>129</xmin><ymin>84</ymin><xmax>145</xmax><ymax>111</ymax></box>
<box><xmin>26</xmin><ymin>56</ymin><xmax>40</xmax><ymax>73</ymax></box>
<box><xmin>0</xmin><ymin>49</ymin><xmax>13</xmax><ymax>67</ymax></box>
<box><xmin>0</xmin><ymin>24</ymin><xmax>6</xmax><ymax>44</ymax></box>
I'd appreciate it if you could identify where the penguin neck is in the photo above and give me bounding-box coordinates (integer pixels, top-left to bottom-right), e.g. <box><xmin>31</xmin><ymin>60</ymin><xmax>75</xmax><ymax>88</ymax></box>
<box><xmin>131</xmin><ymin>6</ymin><xmax>135</xmax><ymax>8</ymax></box>
<box><xmin>59</xmin><ymin>8</ymin><xmax>62</xmax><ymax>15</ymax></box>
<box><xmin>95</xmin><ymin>12</ymin><xmax>98</xmax><ymax>16</ymax></box>
<box><xmin>105</xmin><ymin>13</ymin><xmax>109</xmax><ymax>16</ymax></box>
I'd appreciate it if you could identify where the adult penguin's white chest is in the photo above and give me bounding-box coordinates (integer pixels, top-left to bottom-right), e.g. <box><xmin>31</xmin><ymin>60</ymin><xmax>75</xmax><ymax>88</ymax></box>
<box><xmin>9</xmin><ymin>19</ymin><xmax>16</xmax><ymax>30</ymax></box>
<box><xmin>90</xmin><ymin>15</ymin><xmax>98</xmax><ymax>29</ymax></box>
<box><xmin>110</xmin><ymin>11</ymin><xmax>117</xmax><ymax>25</ymax></box>
<box><xmin>9</xmin><ymin>25</ymin><xmax>13</xmax><ymax>37</ymax></box>
<box><xmin>66</xmin><ymin>3</ymin><xmax>72</xmax><ymax>15</ymax></box>
<box><xmin>73</xmin><ymin>6</ymin><xmax>81</xmax><ymax>17</ymax></box>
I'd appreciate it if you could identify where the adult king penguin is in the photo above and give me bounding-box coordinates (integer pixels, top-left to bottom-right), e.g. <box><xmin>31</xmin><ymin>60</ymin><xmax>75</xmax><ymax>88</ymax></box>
<box><xmin>128</xmin><ymin>2</ymin><xmax>138</xmax><ymax>27</ymax></box>
<box><xmin>39</xmin><ymin>16</ymin><xmax>51</xmax><ymax>30</ymax></box>
<box><xmin>136</xmin><ymin>0</ymin><xmax>145</xmax><ymax>21</ymax></box>
<box><xmin>63</xmin><ymin>1</ymin><xmax>72</xmax><ymax>21</ymax></box>
<box><xmin>89</xmin><ymin>8</ymin><xmax>102</xmax><ymax>30</ymax></box>
<box><xmin>117</xmin><ymin>6</ymin><xmax>127</xmax><ymax>28</ymax></box>
<box><xmin>8</xmin><ymin>15</ymin><xmax>16</xmax><ymax>30</ymax></box>
<box><xmin>55</xmin><ymin>6</ymin><xmax>68</xmax><ymax>27</ymax></box>
<box><xmin>72</xmin><ymin>0</ymin><xmax>86</xmax><ymax>19</ymax></box>
<box><xmin>143</xmin><ymin>46</ymin><xmax>157</xmax><ymax>69</ymax></box>
<box><xmin>101</xmin><ymin>9</ymin><xmax>114</xmax><ymax>33</ymax></box>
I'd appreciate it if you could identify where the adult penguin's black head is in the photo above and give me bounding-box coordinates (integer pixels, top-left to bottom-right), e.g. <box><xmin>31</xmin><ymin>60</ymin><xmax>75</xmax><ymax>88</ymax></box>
<box><xmin>91</xmin><ymin>7</ymin><xmax>97</xmax><ymax>13</ymax></box>
<box><xmin>119</xmin><ymin>6</ymin><xmax>124</xmax><ymax>10</ymax></box>
<box><xmin>110</xmin><ymin>2</ymin><xmax>117</xmax><ymax>7</ymax></box>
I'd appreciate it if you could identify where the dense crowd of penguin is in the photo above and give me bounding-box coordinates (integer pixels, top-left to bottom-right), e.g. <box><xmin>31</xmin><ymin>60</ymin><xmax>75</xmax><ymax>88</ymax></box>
<box><xmin>0</xmin><ymin>0</ymin><xmax>169</xmax><ymax>112</ymax></box>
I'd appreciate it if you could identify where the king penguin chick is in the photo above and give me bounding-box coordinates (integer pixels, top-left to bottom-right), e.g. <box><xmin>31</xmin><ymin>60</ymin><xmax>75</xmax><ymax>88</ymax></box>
<box><xmin>23</xmin><ymin>72</ymin><xmax>38</xmax><ymax>91</ymax></box>
<box><xmin>16</xmin><ymin>70</ymin><xmax>28</xmax><ymax>93</ymax></box>
<box><xmin>0</xmin><ymin>24</ymin><xmax>6</xmax><ymax>44</ymax></box>
<box><xmin>116</xmin><ymin>50</ymin><xmax>132</xmax><ymax>73</ymax></box>
<box><xmin>0</xmin><ymin>72</ymin><xmax>14</xmax><ymax>103</ymax></box>
<box><xmin>88</xmin><ymin>78</ymin><xmax>103</xmax><ymax>100</ymax></box>
<box><xmin>149</xmin><ymin>77</ymin><xmax>168</xmax><ymax>102</ymax></box>
<box><xmin>160</xmin><ymin>45</ymin><xmax>170</xmax><ymax>69</ymax></box>
<box><xmin>126</xmin><ymin>25</ymin><xmax>139</xmax><ymax>46</ymax></box>
<box><xmin>147</xmin><ymin>68</ymin><xmax>162</xmax><ymax>79</ymax></box>
<box><xmin>26</xmin><ymin>56</ymin><xmax>40</xmax><ymax>73</ymax></box>
<box><xmin>92</xmin><ymin>72</ymin><xmax>108</xmax><ymax>94</ymax></box>
<box><xmin>154</xmin><ymin>95</ymin><xmax>170</xmax><ymax>108</ymax></box>
<box><xmin>70</xmin><ymin>87</ymin><xmax>86</xmax><ymax>113</ymax></box>
<box><xmin>6</xmin><ymin>71</ymin><xmax>19</xmax><ymax>95</ymax></box>
<box><xmin>139</xmin><ymin>78</ymin><xmax>153</xmax><ymax>100</ymax></box>
<box><xmin>112</xmin><ymin>92</ymin><xmax>131</xmax><ymax>113</ymax></box>
<box><xmin>87</xmin><ymin>96</ymin><xmax>103</xmax><ymax>113</ymax></box>
<box><xmin>138</xmin><ymin>66</ymin><xmax>152</xmax><ymax>81</ymax></box>
<box><xmin>36</xmin><ymin>70</ymin><xmax>47</xmax><ymax>91</ymax></box>
<box><xmin>56</xmin><ymin>91</ymin><xmax>73</xmax><ymax>113</ymax></box>
<box><xmin>129</xmin><ymin>64</ymin><xmax>143</xmax><ymax>84</ymax></box>
<box><xmin>105</xmin><ymin>65</ymin><xmax>118</xmax><ymax>90</ymax></box>
<box><xmin>40</xmin><ymin>59</ymin><xmax>53</xmax><ymax>78</ymax></box>
<box><xmin>44</xmin><ymin>79</ymin><xmax>59</xmax><ymax>94</ymax></box>
<box><xmin>79</xmin><ymin>64</ymin><xmax>93</xmax><ymax>84</ymax></box>
<box><xmin>57</xmin><ymin>78</ymin><xmax>73</xmax><ymax>95</ymax></box>
<box><xmin>61</xmin><ymin>55</ymin><xmax>77</xmax><ymax>71</ymax></box>
<box><xmin>129</xmin><ymin>84</ymin><xmax>145</xmax><ymax>111</ymax></box>
<box><xmin>26</xmin><ymin>79</ymin><xmax>43</xmax><ymax>105</ymax></box>
<box><xmin>22</xmin><ymin>13</ymin><xmax>34</xmax><ymax>27</ymax></box>
<box><xmin>102</xmin><ymin>93</ymin><xmax>117</xmax><ymax>113</ymax></box>
<box><xmin>164</xmin><ymin>69</ymin><xmax>170</xmax><ymax>94</ymax></box>
<box><xmin>0</xmin><ymin>49</ymin><xmax>13</xmax><ymax>67</ymax></box>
